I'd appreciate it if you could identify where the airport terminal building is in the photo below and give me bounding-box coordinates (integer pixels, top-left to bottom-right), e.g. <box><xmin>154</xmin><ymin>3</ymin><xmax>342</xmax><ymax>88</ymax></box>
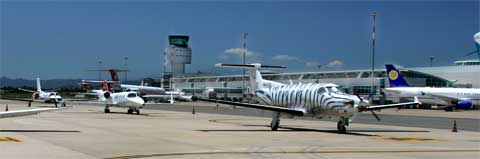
<box><xmin>171</xmin><ymin>61</ymin><xmax>480</xmax><ymax>102</ymax></box>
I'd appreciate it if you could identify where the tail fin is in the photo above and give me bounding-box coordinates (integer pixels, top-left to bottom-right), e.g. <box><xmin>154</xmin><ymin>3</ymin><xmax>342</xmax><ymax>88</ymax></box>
<box><xmin>474</xmin><ymin>32</ymin><xmax>480</xmax><ymax>59</ymax></box>
<box><xmin>101</xmin><ymin>80</ymin><xmax>112</xmax><ymax>92</ymax></box>
<box><xmin>385</xmin><ymin>64</ymin><xmax>409</xmax><ymax>87</ymax></box>
<box><xmin>215</xmin><ymin>63</ymin><xmax>286</xmax><ymax>93</ymax></box>
<box><xmin>88</xmin><ymin>69</ymin><xmax>127</xmax><ymax>82</ymax></box>
<box><xmin>36</xmin><ymin>78</ymin><xmax>42</xmax><ymax>92</ymax></box>
<box><xmin>108</xmin><ymin>69</ymin><xmax>120</xmax><ymax>81</ymax></box>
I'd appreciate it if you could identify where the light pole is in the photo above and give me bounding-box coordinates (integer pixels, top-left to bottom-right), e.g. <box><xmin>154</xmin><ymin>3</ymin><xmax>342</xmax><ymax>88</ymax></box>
<box><xmin>124</xmin><ymin>57</ymin><xmax>128</xmax><ymax>81</ymax></box>
<box><xmin>97</xmin><ymin>60</ymin><xmax>103</xmax><ymax>80</ymax></box>
<box><xmin>243</xmin><ymin>32</ymin><xmax>248</xmax><ymax>97</ymax></box>
<box><xmin>429</xmin><ymin>56</ymin><xmax>435</xmax><ymax>67</ymax></box>
<box><xmin>370</xmin><ymin>12</ymin><xmax>377</xmax><ymax>98</ymax></box>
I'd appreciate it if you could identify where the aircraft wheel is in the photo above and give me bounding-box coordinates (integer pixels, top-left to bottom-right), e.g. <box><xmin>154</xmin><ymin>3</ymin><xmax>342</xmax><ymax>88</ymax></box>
<box><xmin>104</xmin><ymin>108</ymin><xmax>110</xmax><ymax>113</ymax></box>
<box><xmin>136</xmin><ymin>109</ymin><xmax>140</xmax><ymax>115</ymax></box>
<box><xmin>270</xmin><ymin>120</ymin><xmax>279</xmax><ymax>131</ymax></box>
<box><xmin>127</xmin><ymin>108</ymin><xmax>133</xmax><ymax>114</ymax></box>
<box><xmin>444</xmin><ymin>106</ymin><xmax>454</xmax><ymax>112</ymax></box>
<box><xmin>337</xmin><ymin>121</ymin><xmax>347</xmax><ymax>134</ymax></box>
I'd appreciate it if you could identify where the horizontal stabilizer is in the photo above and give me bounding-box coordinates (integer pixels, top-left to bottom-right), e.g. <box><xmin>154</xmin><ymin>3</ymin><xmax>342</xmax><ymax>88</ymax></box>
<box><xmin>215</xmin><ymin>63</ymin><xmax>287</xmax><ymax>69</ymax></box>
<box><xmin>82</xmin><ymin>80</ymin><xmax>120</xmax><ymax>83</ymax></box>
<box><xmin>18</xmin><ymin>88</ymin><xmax>36</xmax><ymax>93</ymax></box>
<box><xmin>87</xmin><ymin>69</ymin><xmax>128</xmax><ymax>72</ymax></box>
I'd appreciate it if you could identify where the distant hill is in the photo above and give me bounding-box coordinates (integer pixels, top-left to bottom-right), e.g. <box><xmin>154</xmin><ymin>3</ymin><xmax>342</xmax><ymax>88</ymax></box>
<box><xmin>0</xmin><ymin>77</ymin><xmax>143</xmax><ymax>89</ymax></box>
<box><xmin>0</xmin><ymin>77</ymin><xmax>83</xmax><ymax>89</ymax></box>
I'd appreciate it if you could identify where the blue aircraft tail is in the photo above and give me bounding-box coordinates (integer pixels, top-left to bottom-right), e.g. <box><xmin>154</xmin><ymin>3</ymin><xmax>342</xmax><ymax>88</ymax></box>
<box><xmin>385</xmin><ymin>64</ymin><xmax>409</xmax><ymax>87</ymax></box>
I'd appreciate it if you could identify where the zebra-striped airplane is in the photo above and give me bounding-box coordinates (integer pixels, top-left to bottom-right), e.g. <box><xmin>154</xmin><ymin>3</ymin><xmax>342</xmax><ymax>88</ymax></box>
<box><xmin>194</xmin><ymin>63</ymin><xmax>420</xmax><ymax>133</ymax></box>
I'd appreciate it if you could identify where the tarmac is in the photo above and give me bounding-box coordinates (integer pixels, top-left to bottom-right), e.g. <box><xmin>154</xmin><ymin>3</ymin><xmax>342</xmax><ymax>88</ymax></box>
<box><xmin>0</xmin><ymin>99</ymin><xmax>479</xmax><ymax>159</ymax></box>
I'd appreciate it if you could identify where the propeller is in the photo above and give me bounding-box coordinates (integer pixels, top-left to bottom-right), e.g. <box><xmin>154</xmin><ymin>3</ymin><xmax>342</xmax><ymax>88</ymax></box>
<box><xmin>355</xmin><ymin>94</ymin><xmax>381</xmax><ymax>121</ymax></box>
<box><xmin>371</xmin><ymin>110</ymin><xmax>381</xmax><ymax>121</ymax></box>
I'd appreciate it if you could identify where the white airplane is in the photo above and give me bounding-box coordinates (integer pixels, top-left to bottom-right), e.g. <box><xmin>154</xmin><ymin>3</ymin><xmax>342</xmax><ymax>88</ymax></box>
<box><xmin>18</xmin><ymin>78</ymin><xmax>63</xmax><ymax>103</ymax></box>
<box><xmin>383</xmin><ymin>64</ymin><xmax>480</xmax><ymax>111</ymax></box>
<box><xmin>93</xmin><ymin>68</ymin><xmax>190</xmax><ymax>102</ymax></box>
<box><xmin>193</xmin><ymin>63</ymin><xmax>420</xmax><ymax>133</ymax></box>
<box><xmin>90</xmin><ymin>80</ymin><xmax>146</xmax><ymax>114</ymax></box>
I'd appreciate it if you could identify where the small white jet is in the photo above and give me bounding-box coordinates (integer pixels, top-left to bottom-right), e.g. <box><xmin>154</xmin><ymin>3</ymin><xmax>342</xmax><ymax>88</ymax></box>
<box><xmin>383</xmin><ymin>64</ymin><xmax>480</xmax><ymax>111</ymax></box>
<box><xmin>193</xmin><ymin>63</ymin><xmax>420</xmax><ymax>133</ymax></box>
<box><xmin>18</xmin><ymin>78</ymin><xmax>63</xmax><ymax>103</ymax></box>
<box><xmin>94</xmin><ymin>68</ymin><xmax>190</xmax><ymax>102</ymax></box>
<box><xmin>90</xmin><ymin>80</ymin><xmax>146</xmax><ymax>114</ymax></box>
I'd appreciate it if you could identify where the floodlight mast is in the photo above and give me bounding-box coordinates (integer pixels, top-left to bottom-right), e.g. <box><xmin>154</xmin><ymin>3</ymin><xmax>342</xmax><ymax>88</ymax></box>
<box><xmin>370</xmin><ymin>12</ymin><xmax>377</xmax><ymax>99</ymax></box>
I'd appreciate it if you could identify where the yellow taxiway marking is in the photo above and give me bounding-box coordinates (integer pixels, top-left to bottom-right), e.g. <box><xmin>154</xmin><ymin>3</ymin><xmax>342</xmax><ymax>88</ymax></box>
<box><xmin>374</xmin><ymin>136</ymin><xmax>445</xmax><ymax>142</ymax></box>
<box><xmin>0</xmin><ymin>137</ymin><xmax>22</xmax><ymax>142</ymax></box>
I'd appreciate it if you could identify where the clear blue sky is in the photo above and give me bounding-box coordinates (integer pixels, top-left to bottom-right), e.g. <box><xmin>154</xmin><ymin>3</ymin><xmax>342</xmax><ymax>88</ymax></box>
<box><xmin>1</xmin><ymin>1</ymin><xmax>478</xmax><ymax>80</ymax></box>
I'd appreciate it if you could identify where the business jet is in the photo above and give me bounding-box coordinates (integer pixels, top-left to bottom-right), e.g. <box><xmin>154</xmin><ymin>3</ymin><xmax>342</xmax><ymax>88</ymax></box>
<box><xmin>84</xmin><ymin>80</ymin><xmax>145</xmax><ymax>114</ymax></box>
<box><xmin>193</xmin><ymin>63</ymin><xmax>420</xmax><ymax>133</ymax></box>
<box><xmin>92</xmin><ymin>69</ymin><xmax>190</xmax><ymax>101</ymax></box>
<box><xmin>383</xmin><ymin>64</ymin><xmax>480</xmax><ymax>111</ymax></box>
<box><xmin>17</xmin><ymin>78</ymin><xmax>63</xmax><ymax>103</ymax></box>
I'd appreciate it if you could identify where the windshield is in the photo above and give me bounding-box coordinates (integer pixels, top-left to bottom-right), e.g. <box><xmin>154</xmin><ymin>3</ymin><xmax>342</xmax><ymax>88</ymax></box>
<box><xmin>127</xmin><ymin>93</ymin><xmax>137</xmax><ymax>98</ymax></box>
<box><xmin>326</xmin><ymin>87</ymin><xmax>344</xmax><ymax>94</ymax></box>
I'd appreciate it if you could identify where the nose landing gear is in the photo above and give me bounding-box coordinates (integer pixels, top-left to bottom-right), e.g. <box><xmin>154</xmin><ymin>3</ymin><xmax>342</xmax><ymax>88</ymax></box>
<box><xmin>337</xmin><ymin>117</ymin><xmax>349</xmax><ymax>134</ymax></box>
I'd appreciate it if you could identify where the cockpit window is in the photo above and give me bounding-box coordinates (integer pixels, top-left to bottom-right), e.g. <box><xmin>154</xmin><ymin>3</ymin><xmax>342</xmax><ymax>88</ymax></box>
<box><xmin>326</xmin><ymin>87</ymin><xmax>344</xmax><ymax>94</ymax></box>
<box><xmin>127</xmin><ymin>93</ymin><xmax>137</xmax><ymax>98</ymax></box>
<box><xmin>317</xmin><ymin>87</ymin><xmax>326</xmax><ymax>94</ymax></box>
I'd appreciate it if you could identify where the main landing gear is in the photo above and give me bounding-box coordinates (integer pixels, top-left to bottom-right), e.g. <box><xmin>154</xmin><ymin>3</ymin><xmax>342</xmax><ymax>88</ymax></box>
<box><xmin>337</xmin><ymin>117</ymin><xmax>349</xmax><ymax>134</ymax></box>
<box><xmin>104</xmin><ymin>105</ymin><xmax>110</xmax><ymax>113</ymax></box>
<box><xmin>104</xmin><ymin>105</ymin><xmax>140</xmax><ymax>115</ymax></box>
<box><xmin>127</xmin><ymin>107</ymin><xmax>140</xmax><ymax>115</ymax></box>
<box><xmin>270</xmin><ymin>112</ymin><xmax>280</xmax><ymax>131</ymax></box>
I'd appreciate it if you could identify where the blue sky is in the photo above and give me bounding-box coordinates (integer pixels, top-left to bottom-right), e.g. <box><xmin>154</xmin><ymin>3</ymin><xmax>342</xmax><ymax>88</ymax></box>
<box><xmin>1</xmin><ymin>1</ymin><xmax>478</xmax><ymax>80</ymax></box>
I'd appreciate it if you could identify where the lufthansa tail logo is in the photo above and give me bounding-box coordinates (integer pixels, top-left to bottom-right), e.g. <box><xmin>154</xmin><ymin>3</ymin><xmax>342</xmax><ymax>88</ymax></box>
<box><xmin>388</xmin><ymin>70</ymin><xmax>398</xmax><ymax>80</ymax></box>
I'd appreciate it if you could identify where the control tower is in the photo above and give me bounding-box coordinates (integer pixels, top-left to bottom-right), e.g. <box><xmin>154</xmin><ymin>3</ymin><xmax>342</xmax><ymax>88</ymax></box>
<box><xmin>164</xmin><ymin>35</ymin><xmax>192</xmax><ymax>76</ymax></box>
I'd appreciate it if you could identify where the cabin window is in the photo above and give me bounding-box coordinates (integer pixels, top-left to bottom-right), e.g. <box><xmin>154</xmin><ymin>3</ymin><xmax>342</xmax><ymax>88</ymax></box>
<box><xmin>127</xmin><ymin>93</ymin><xmax>137</xmax><ymax>98</ymax></box>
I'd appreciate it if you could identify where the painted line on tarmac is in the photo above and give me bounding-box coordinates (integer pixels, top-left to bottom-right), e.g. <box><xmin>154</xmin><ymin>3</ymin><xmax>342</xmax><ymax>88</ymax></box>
<box><xmin>374</xmin><ymin>136</ymin><xmax>446</xmax><ymax>142</ymax></box>
<box><xmin>105</xmin><ymin>149</ymin><xmax>480</xmax><ymax>159</ymax></box>
<box><xmin>0</xmin><ymin>136</ymin><xmax>22</xmax><ymax>142</ymax></box>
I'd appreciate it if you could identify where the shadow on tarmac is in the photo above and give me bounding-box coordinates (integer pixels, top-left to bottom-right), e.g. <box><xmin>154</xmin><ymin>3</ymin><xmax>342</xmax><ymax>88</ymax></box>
<box><xmin>197</xmin><ymin>125</ymin><xmax>429</xmax><ymax>137</ymax></box>
<box><xmin>0</xmin><ymin>130</ymin><xmax>80</xmax><ymax>133</ymax></box>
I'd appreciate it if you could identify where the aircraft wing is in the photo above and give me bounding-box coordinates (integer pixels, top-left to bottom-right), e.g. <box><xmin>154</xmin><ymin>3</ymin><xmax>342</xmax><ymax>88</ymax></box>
<box><xmin>1</xmin><ymin>98</ymin><xmax>33</xmax><ymax>102</ymax></box>
<box><xmin>18</xmin><ymin>88</ymin><xmax>36</xmax><ymax>93</ymax></box>
<box><xmin>360</xmin><ymin>96</ymin><xmax>421</xmax><ymax>111</ymax></box>
<box><xmin>0</xmin><ymin>108</ymin><xmax>61</xmax><ymax>118</ymax></box>
<box><xmin>196</xmin><ymin>98</ymin><xmax>305</xmax><ymax>116</ymax></box>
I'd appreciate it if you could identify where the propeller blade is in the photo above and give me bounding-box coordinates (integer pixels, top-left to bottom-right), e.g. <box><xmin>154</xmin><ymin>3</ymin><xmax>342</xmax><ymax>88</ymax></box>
<box><xmin>371</xmin><ymin>110</ymin><xmax>381</xmax><ymax>121</ymax></box>
<box><xmin>355</xmin><ymin>94</ymin><xmax>363</xmax><ymax>102</ymax></box>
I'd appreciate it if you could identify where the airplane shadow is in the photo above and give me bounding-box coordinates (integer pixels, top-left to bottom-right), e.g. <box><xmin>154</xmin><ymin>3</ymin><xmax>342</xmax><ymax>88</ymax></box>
<box><xmin>197</xmin><ymin>125</ymin><xmax>429</xmax><ymax>137</ymax></box>
<box><xmin>102</xmin><ymin>111</ymin><xmax>150</xmax><ymax>116</ymax></box>
<box><xmin>0</xmin><ymin>130</ymin><xmax>80</xmax><ymax>133</ymax></box>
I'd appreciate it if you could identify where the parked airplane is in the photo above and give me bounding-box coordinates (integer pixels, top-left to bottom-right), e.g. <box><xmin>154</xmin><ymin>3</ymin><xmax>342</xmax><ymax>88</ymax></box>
<box><xmin>383</xmin><ymin>64</ymin><xmax>480</xmax><ymax>111</ymax></box>
<box><xmin>92</xmin><ymin>80</ymin><xmax>145</xmax><ymax>114</ymax></box>
<box><xmin>18</xmin><ymin>78</ymin><xmax>63</xmax><ymax>103</ymax></box>
<box><xmin>193</xmin><ymin>63</ymin><xmax>420</xmax><ymax>133</ymax></box>
<box><xmin>93</xmin><ymin>68</ymin><xmax>190</xmax><ymax>101</ymax></box>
